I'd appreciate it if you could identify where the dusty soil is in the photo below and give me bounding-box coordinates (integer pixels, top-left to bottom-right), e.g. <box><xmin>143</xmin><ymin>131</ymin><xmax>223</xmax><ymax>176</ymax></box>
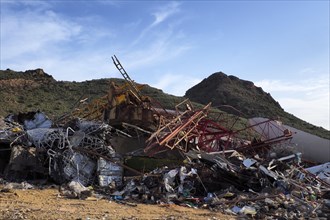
<box><xmin>0</xmin><ymin>186</ymin><xmax>234</xmax><ymax>220</ymax></box>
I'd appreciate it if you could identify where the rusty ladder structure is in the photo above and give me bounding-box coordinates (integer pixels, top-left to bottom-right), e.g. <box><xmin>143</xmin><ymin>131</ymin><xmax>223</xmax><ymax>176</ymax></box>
<box><xmin>111</xmin><ymin>55</ymin><xmax>143</xmax><ymax>103</ymax></box>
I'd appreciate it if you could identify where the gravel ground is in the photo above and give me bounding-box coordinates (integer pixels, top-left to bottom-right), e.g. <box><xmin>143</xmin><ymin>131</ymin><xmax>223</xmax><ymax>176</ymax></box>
<box><xmin>0</xmin><ymin>186</ymin><xmax>234</xmax><ymax>220</ymax></box>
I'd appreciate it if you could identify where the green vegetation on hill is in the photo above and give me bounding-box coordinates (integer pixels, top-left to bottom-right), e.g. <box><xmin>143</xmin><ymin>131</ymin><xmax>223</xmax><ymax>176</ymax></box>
<box><xmin>185</xmin><ymin>72</ymin><xmax>330</xmax><ymax>139</ymax></box>
<box><xmin>0</xmin><ymin>69</ymin><xmax>328</xmax><ymax>139</ymax></box>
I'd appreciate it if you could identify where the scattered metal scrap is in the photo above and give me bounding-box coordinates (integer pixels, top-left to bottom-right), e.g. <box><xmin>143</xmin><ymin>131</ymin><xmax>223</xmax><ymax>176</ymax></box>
<box><xmin>0</xmin><ymin>57</ymin><xmax>329</xmax><ymax>219</ymax></box>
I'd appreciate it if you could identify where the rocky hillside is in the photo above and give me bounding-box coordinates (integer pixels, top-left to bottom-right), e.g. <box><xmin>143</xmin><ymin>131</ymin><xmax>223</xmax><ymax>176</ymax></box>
<box><xmin>185</xmin><ymin>72</ymin><xmax>329</xmax><ymax>139</ymax></box>
<box><xmin>0</xmin><ymin>68</ymin><xmax>187</xmax><ymax>119</ymax></box>
<box><xmin>0</xmin><ymin>69</ymin><xmax>329</xmax><ymax>139</ymax></box>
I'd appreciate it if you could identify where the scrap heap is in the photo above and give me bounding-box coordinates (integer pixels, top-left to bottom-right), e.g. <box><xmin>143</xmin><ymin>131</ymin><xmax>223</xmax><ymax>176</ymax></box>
<box><xmin>0</xmin><ymin>57</ymin><xmax>329</xmax><ymax>219</ymax></box>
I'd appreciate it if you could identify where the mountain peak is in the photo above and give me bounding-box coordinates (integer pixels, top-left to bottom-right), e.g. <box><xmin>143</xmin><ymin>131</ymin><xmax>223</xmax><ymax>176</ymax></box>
<box><xmin>0</xmin><ymin>68</ymin><xmax>328</xmax><ymax>139</ymax></box>
<box><xmin>1</xmin><ymin>68</ymin><xmax>54</xmax><ymax>81</ymax></box>
<box><xmin>185</xmin><ymin>72</ymin><xmax>283</xmax><ymax>118</ymax></box>
<box><xmin>24</xmin><ymin>68</ymin><xmax>53</xmax><ymax>78</ymax></box>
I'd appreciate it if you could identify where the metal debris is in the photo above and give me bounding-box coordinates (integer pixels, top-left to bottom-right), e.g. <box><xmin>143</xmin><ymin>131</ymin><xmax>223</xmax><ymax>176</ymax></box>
<box><xmin>0</xmin><ymin>56</ymin><xmax>329</xmax><ymax>219</ymax></box>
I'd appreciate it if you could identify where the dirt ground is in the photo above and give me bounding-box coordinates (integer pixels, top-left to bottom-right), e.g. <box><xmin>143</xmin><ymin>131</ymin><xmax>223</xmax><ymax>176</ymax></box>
<box><xmin>0</xmin><ymin>186</ymin><xmax>234</xmax><ymax>220</ymax></box>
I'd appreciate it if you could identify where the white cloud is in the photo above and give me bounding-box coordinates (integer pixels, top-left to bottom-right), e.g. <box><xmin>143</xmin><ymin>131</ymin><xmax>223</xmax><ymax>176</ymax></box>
<box><xmin>124</xmin><ymin>39</ymin><xmax>191</xmax><ymax>72</ymax></box>
<box><xmin>299</xmin><ymin>67</ymin><xmax>316</xmax><ymax>75</ymax></box>
<box><xmin>151</xmin><ymin>2</ymin><xmax>181</xmax><ymax>27</ymax></box>
<box><xmin>1</xmin><ymin>8</ymin><xmax>82</xmax><ymax>60</ymax></box>
<box><xmin>117</xmin><ymin>22</ymin><xmax>192</xmax><ymax>76</ymax></box>
<box><xmin>130</xmin><ymin>1</ymin><xmax>182</xmax><ymax>47</ymax></box>
<box><xmin>278</xmin><ymin>97</ymin><xmax>329</xmax><ymax>130</ymax></box>
<box><xmin>151</xmin><ymin>73</ymin><xmax>201</xmax><ymax>96</ymax></box>
<box><xmin>255</xmin><ymin>75</ymin><xmax>330</xmax><ymax>130</ymax></box>
<box><xmin>255</xmin><ymin>77</ymin><xmax>327</xmax><ymax>93</ymax></box>
<box><xmin>1</xmin><ymin>1</ymin><xmax>190</xmax><ymax>82</ymax></box>
<box><xmin>2</xmin><ymin>0</ymin><xmax>52</xmax><ymax>11</ymax></box>
<box><xmin>0</xmin><ymin>2</ymin><xmax>118</xmax><ymax>80</ymax></box>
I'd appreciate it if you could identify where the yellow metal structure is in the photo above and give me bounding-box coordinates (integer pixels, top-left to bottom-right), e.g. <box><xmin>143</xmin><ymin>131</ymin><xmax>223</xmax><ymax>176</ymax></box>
<box><xmin>68</xmin><ymin>56</ymin><xmax>147</xmax><ymax>122</ymax></box>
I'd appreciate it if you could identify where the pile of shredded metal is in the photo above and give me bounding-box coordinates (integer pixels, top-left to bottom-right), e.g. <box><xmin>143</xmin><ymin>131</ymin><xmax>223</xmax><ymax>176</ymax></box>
<box><xmin>0</xmin><ymin>111</ymin><xmax>329</xmax><ymax>219</ymax></box>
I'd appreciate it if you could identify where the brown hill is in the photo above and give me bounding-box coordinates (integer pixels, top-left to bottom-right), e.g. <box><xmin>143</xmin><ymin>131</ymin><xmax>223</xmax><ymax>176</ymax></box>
<box><xmin>185</xmin><ymin>72</ymin><xmax>329</xmax><ymax>139</ymax></box>
<box><xmin>0</xmin><ymin>69</ymin><xmax>328</xmax><ymax>139</ymax></box>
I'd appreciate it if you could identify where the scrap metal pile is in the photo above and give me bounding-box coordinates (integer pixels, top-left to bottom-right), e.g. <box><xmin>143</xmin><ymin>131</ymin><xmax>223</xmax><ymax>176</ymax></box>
<box><xmin>0</xmin><ymin>57</ymin><xmax>329</xmax><ymax>219</ymax></box>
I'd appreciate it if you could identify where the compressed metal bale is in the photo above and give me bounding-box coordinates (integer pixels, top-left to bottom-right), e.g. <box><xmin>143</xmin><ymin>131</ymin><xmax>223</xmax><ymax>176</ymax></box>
<box><xmin>63</xmin><ymin>152</ymin><xmax>96</xmax><ymax>186</ymax></box>
<box><xmin>98</xmin><ymin>175</ymin><xmax>122</xmax><ymax>187</ymax></box>
<box><xmin>97</xmin><ymin>155</ymin><xmax>123</xmax><ymax>187</ymax></box>
<box><xmin>23</xmin><ymin>112</ymin><xmax>52</xmax><ymax>130</ymax></box>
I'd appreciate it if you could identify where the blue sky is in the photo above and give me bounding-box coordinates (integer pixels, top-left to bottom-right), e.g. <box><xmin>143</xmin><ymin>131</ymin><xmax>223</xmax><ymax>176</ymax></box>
<box><xmin>1</xmin><ymin>0</ymin><xmax>329</xmax><ymax>130</ymax></box>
